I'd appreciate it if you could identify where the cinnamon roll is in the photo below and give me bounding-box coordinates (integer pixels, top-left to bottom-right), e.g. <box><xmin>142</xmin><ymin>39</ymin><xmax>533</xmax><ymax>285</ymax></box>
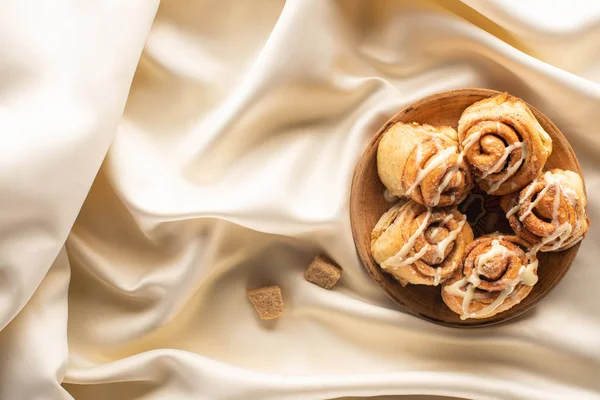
<box><xmin>377</xmin><ymin>122</ymin><xmax>473</xmax><ymax>207</ymax></box>
<box><xmin>371</xmin><ymin>200</ymin><xmax>474</xmax><ymax>286</ymax></box>
<box><xmin>442</xmin><ymin>234</ymin><xmax>538</xmax><ymax>320</ymax></box>
<box><xmin>457</xmin><ymin>93</ymin><xmax>552</xmax><ymax>195</ymax></box>
<box><xmin>500</xmin><ymin>169</ymin><xmax>590</xmax><ymax>252</ymax></box>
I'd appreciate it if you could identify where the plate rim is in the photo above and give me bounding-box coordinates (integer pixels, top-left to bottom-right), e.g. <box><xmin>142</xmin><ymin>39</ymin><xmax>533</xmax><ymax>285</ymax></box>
<box><xmin>349</xmin><ymin>87</ymin><xmax>583</xmax><ymax>328</ymax></box>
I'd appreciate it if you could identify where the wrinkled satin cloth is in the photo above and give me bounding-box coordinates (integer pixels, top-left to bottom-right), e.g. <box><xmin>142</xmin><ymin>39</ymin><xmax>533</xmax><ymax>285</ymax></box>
<box><xmin>1</xmin><ymin>1</ymin><xmax>600</xmax><ymax>399</ymax></box>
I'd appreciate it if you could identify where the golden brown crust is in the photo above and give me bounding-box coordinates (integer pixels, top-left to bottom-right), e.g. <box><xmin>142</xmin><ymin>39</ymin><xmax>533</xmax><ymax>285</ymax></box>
<box><xmin>500</xmin><ymin>169</ymin><xmax>590</xmax><ymax>252</ymax></box>
<box><xmin>371</xmin><ymin>200</ymin><xmax>474</xmax><ymax>286</ymax></box>
<box><xmin>377</xmin><ymin>122</ymin><xmax>473</xmax><ymax>207</ymax></box>
<box><xmin>457</xmin><ymin>93</ymin><xmax>552</xmax><ymax>195</ymax></box>
<box><xmin>441</xmin><ymin>235</ymin><xmax>536</xmax><ymax>319</ymax></box>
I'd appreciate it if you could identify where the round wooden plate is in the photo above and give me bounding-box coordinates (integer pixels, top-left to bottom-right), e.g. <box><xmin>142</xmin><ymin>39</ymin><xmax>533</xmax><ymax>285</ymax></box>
<box><xmin>350</xmin><ymin>88</ymin><xmax>583</xmax><ymax>328</ymax></box>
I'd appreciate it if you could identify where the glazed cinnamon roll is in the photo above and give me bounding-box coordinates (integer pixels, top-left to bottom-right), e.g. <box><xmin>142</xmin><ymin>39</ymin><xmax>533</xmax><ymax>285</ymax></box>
<box><xmin>377</xmin><ymin>122</ymin><xmax>473</xmax><ymax>207</ymax></box>
<box><xmin>442</xmin><ymin>234</ymin><xmax>538</xmax><ymax>320</ymax></box>
<box><xmin>457</xmin><ymin>93</ymin><xmax>552</xmax><ymax>195</ymax></box>
<box><xmin>500</xmin><ymin>169</ymin><xmax>589</xmax><ymax>252</ymax></box>
<box><xmin>371</xmin><ymin>200</ymin><xmax>474</xmax><ymax>286</ymax></box>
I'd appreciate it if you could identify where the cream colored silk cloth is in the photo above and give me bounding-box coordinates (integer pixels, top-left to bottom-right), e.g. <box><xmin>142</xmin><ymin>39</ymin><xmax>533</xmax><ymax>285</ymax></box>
<box><xmin>1</xmin><ymin>0</ymin><xmax>600</xmax><ymax>399</ymax></box>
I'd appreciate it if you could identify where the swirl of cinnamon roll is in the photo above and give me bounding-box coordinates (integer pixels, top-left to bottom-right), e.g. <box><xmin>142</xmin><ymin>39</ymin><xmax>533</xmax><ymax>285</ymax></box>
<box><xmin>371</xmin><ymin>200</ymin><xmax>474</xmax><ymax>286</ymax></box>
<box><xmin>500</xmin><ymin>169</ymin><xmax>590</xmax><ymax>252</ymax></box>
<box><xmin>377</xmin><ymin>122</ymin><xmax>473</xmax><ymax>207</ymax></box>
<box><xmin>442</xmin><ymin>234</ymin><xmax>538</xmax><ymax>320</ymax></box>
<box><xmin>457</xmin><ymin>93</ymin><xmax>552</xmax><ymax>195</ymax></box>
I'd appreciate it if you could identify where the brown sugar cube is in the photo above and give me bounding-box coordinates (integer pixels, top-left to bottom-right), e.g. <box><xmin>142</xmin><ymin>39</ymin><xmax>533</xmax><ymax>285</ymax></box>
<box><xmin>247</xmin><ymin>285</ymin><xmax>284</xmax><ymax>320</ymax></box>
<box><xmin>304</xmin><ymin>254</ymin><xmax>342</xmax><ymax>289</ymax></box>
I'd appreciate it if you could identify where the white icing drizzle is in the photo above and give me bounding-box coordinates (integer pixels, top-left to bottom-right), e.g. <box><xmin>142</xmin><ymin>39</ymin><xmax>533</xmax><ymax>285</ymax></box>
<box><xmin>521</xmin><ymin>174</ymin><xmax>540</xmax><ymax>200</ymax></box>
<box><xmin>480</xmin><ymin>142</ymin><xmax>523</xmax><ymax>179</ymax></box>
<box><xmin>381</xmin><ymin>208</ymin><xmax>432</xmax><ymax>270</ymax></box>
<box><xmin>546</xmin><ymin>222</ymin><xmax>572</xmax><ymax>251</ymax></box>
<box><xmin>468</xmin><ymin>272</ymin><xmax>482</xmax><ymax>286</ymax></box>
<box><xmin>522</xmin><ymin>254</ymin><xmax>539</xmax><ymax>286</ymax></box>
<box><xmin>379</xmin><ymin>210</ymin><xmax>465</xmax><ymax>285</ymax></box>
<box><xmin>507</xmin><ymin>173</ymin><xmax>539</xmax><ymax>218</ymax></box>
<box><xmin>406</xmin><ymin>145</ymin><xmax>458</xmax><ymax>201</ymax></box>
<box><xmin>405</xmin><ymin>121</ymin><xmax>531</xmax><ymax>205</ymax></box>
<box><xmin>461</xmin><ymin>130</ymin><xmax>483</xmax><ymax>154</ymax></box>
<box><xmin>474</xmin><ymin>239</ymin><xmax>517</xmax><ymax>269</ymax></box>
<box><xmin>561</xmin><ymin>185</ymin><xmax>578</xmax><ymax>205</ymax></box>
<box><xmin>459</xmin><ymin>126</ymin><xmax>527</xmax><ymax>193</ymax></box>
<box><xmin>444</xmin><ymin>276</ymin><xmax>469</xmax><ymax>297</ymax></box>
<box><xmin>506</xmin><ymin>203</ymin><xmax>520</xmax><ymax>218</ymax></box>
<box><xmin>463</xmin><ymin>279</ymin><xmax>516</xmax><ymax>320</ymax></box>
<box><xmin>372</xmin><ymin>202</ymin><xmax>403</xmax><ymax>234</ymax></box>
<box><xmin>430</xmin><ymin>214</ymin><xmax>454</xmax><ymax>241</ymax></box>
<box><xmin>441</xmin><ymin>214</ymin><xmax>454</xmax><ymax>225</ymax></box>
<box><xmin>461</xmin><ymin>282</ymin><xmax>477</xmax><ymax>316</ymax></box>
<box><xmin>519</xmin><ymin>174</ymin><xmax>554</xmax><ymax>221</ymax></box>
<box><xmin>488</xmin><ymin>143</ymin><xmax>527</xmax><ymax>193</ymax></box>
<box><xmin>409</xmin><ymin>128</ymin><xmax>481</xmax><ymax>206</ymax></box>
<box><xmin>433</xmin><ymin>166</ymin><xmax>457</xmax><ymax>205</ymax></box>
<box><xmin>444</xmin><ymin>238</ymin><xmax>539</xmax><ymax>320</ymax></box>
<box><xmin>435</xmin><ymin>140</ymin><xmax>444</xmax><ymax>153</ymax></box>
<box><xmin>387</xmin><ymin>245</ymin><xmax>429</xmax><ymax>269</ymax></box>
<box><xmin>433</xmin><ymin>216</ymin><xmax>466</xmax><ymax>261</ymax></box>
<box><xmin>427</xmin><ymin>132</ymin><xmax>484</xmax><ymax>207</ymax></box>
<box><xmin>507</xmin><ymin>171</ymin><xmax>576</xmax><ymax>250</ymax></box>
<box><xmin>433</xmin><ymin>268</ymin><xmax>442</xmax><ymax>286</ymax></box>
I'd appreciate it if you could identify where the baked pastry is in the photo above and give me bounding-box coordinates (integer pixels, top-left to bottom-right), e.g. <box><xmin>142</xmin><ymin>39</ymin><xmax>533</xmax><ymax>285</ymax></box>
<box><xmin>377</xmin><ymin>122</ymin><xmax>473</xmax><ymax>207</ymax></box>
<box><xmin>500</xmin><ymin>169</ymin><xmax>590</xmax><ymax>252</ymax></box>
<box><xmin>442</xmin><ymin>234</ymin><xmax>538</xmax><ymax>320</ymax></box>
<box><xmin>371</xmin><ymin>200</ymin><xmax>474</xmax><ymax>286</ymax></box>
<box><xmin>457</xmin><ymin>93</ymin><xmax>552</xmax><ymax>195</ymax></box>
<box><xmin>363</xmin><ymin>91</ymin><xmax>590</xmax><ymax>322</ymax></box>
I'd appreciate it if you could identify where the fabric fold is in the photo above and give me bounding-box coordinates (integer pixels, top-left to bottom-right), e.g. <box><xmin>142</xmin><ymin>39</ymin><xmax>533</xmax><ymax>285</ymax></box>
<box><xmin>1</xmin><ymin>0</ymin><xmax>600</xmax><ymax>399</ymax></box>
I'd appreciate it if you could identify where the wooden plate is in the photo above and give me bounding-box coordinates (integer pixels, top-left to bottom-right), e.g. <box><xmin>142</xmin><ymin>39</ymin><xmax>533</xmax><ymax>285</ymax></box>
<box><xmin>350</xmin><ymin>88</ymin><xmax>583</xmax><ymax>328</ymax></box>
